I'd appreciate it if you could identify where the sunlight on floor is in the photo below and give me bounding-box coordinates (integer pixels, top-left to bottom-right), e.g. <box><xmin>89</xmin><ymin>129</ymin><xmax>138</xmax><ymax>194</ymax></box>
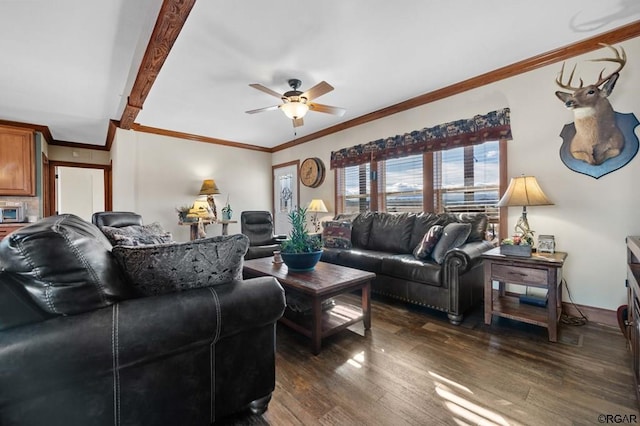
<box><xmin>430</xmin><ymin>370</ymin><xmax>513</xmax><ymax>426</ymax></box>
<box><xmin>346</xmin><ymin>351</ymin><xmax>365</xmax><ymax>368</ymax></box>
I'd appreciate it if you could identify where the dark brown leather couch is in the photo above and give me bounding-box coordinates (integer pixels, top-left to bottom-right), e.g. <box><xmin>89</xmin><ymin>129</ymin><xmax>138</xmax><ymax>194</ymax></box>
<box><xmin>321</xmin><ymin>212</ymin><xmax>494</xmax><ymax>325</ymax></box>
<box><xmin>0</xmin><ymin>213</ymin><xmax>285</xmax><ymax>426</ymax></box>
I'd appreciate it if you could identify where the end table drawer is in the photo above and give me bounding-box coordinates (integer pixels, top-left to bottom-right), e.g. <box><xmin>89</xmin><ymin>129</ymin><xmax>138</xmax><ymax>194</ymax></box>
<box><xmin>492</xmin><ymin>264</ymin><xmax>548</xmax><ymax>285</ymax></box>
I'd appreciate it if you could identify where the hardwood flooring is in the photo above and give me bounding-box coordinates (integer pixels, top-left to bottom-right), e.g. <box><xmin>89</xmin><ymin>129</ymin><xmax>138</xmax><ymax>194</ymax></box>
<box><xmin>218</xmin><ymin>294</ymin><xmax>638</xmax><ymax>425</ymax></box>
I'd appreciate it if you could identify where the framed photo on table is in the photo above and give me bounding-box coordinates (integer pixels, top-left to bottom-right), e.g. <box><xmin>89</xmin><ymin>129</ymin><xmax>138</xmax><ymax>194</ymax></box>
<box><xmin>538</xmin><ymin>235</ymin><xmax>556</xmax><ymax>254</ymax></box>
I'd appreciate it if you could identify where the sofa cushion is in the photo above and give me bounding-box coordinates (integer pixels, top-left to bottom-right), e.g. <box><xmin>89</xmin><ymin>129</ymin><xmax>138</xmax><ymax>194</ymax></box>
<box><xmin>368</xmin><ymin>212</ymin><xmax>416</xmax><ymax>253</ymax></box>
<box><xmin>413</xmin><ymin>225</ymin><xmax>444</xmax><ymax>260</ymax></box>
<box><xmin>322</xmin><ymin>221</ymin><xmax>352</xmax><ymax>249</ymax></box>
<box><xmin>409</xmin><ymin>212</ymin><xmax>454</xmax><ymax>250</ymax></box>
<box><xmin>454</xmin><ymin>213</ymin><xmax>489</xmax><ymax>242</ymax></box>
<box><xmin>331</xmin><ymin>249</ymin><xmax>388</xmax><ymax>274</ymax></box>
<box><xmin>112</xmin><ymin>234</ymin><xmax>249</xmax><ymax>296</ymax></box>
<box><xmin>431</xmin><ymin>223</ymin><xmax>472</xmax><ymax>264</ymax></box>
<box><xmin>349</xmin><ymin>212</ymin><xmax>375</xmax><ymax>248</ymax></box>
<box><xmin>381</xmin><ymin>255</ymin><xmax>443</xmax><ymax>286</ymax></box>
<box><xmin>100</xmin><ymin>222</ymin><xmax>174</xmax><ymax>246</ymax></box>
<box><xmin>0</xmin><ymin>214</ymin><xmax>133</xmax><ymax>315</ymax></box>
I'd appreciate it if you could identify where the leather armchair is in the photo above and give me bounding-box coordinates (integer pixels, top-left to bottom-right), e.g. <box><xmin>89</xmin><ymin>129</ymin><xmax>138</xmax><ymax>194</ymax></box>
<box><xmin>241</xmin><ymin>211</ymin><xmax>286</xmax><ymax>260</ymax></box>
<box><xmin>0</xmin><ymin>213</ymin><xmax>285</xmax><ymax>425</ymax></box>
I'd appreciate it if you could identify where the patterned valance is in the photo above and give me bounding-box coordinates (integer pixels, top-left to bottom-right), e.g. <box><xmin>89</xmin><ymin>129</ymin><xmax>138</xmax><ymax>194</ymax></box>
<box><xmin>330</xmin><ymin>108</ymin><xmax>512</xmax><ymax>169</ymax></box>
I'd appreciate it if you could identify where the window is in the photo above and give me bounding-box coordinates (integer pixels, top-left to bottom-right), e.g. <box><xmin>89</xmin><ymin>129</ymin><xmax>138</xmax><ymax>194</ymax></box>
<box><xmin>335</xmin><ymin>141</ymin><xmax>501</xmax><ymax>236</ymax></box>
<box><xmin>381</xmin><ymin>154</ymin><xmax>423</xmax><ymax>213</ymax></box>
<box><xmin>435</xmin><ymin>141</ymin><xmax>500</xmax><ymax>225</ymax></box>
<box><xmin>337</xmin><ymin>163</ymin><xmax>371</xmax><ymax>213</ymax></box>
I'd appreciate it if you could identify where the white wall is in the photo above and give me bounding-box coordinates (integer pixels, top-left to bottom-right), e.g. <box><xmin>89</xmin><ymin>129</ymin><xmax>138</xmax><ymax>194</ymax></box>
<box><xmin>111</xmin><ymin>129</ymin><xmax>273</xmax><ymax>242</ymax></box>
<box><xmin>57</xmin><ymin>166</ymin><xmax>104</xmax><ymax>221</ymax></box>
<box><xmin>273</xmin><ymin>37</ymin><xmax>640</xmax><ymax>311</ymax></box>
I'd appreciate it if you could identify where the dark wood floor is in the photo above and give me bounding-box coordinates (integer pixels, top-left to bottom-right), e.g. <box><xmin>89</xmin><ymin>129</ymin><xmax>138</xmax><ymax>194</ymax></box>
<box><xmin>218</xmin><ymin>294</ymin><xmax>638</xmax><ymax>425</ymax></box>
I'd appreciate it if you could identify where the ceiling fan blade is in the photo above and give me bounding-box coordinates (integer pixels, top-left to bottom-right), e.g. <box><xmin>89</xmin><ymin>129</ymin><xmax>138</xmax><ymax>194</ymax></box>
<box><xmin>309</xmin><ymin>102</ymin><xmax>346</xmax><ymax>117</ymax></box>
<box><xmin>249</xmin><ymin>83</ymin><xmax>283</xmax><ymax>99</ymax></box>
<box><xmin>301</xmin><ymin>81</ymin><xmax>334</xmax><ymax>100</ymax></box>
<box><xmin>245</xmin><ymin>105</ymin><xmax>281</xmax><ymax>114</ymax></box>
<box><xmin>293</xmin><ymin>117</ymin><xmax>304</xmax><ymax>128</ymax></box>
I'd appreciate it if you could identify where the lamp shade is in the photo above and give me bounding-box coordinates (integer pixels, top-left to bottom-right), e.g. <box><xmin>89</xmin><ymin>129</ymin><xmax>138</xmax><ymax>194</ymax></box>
<box><xmin>198</xmin><ymin>179</ymin><xmax>220</xmax><ymax>196</ymax></box>
<box><xmin>496</xmin><ymin>176</ymin><xmax>553</xmax><ymax>207</ymax></box>
<box><xmin>280</xmin><ymin>101</ymin><xmax>309</xmax><ymax>119</ymax></box>
<box><xmin>307</xmin><ymin>199</ymin><xmax>328</xmax><ymax>213</ymax></box>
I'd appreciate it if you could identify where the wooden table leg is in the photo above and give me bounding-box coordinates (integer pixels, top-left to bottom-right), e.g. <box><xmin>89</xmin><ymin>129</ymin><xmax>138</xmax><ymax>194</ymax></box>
<box><xmin>221</xmin><ymin>223</ymin><xmax>229</xmax><ymax>235</ymax></box>
<box><xmin>362</xmin><ymin>282</ymin><xmax>371</xmax><ymax>330</ymax></box>
<box><xmin>484</xmin><ymin>261</ymin><xmax>493</xmax><ymax>325</ymax></box>
<box><xmin>547</xmin><ymin>273</ymin><xmax>559</xmax><ymax>342</ymax></box>
<box><xmin>311</xmin><ymin>297</ymin><xmax>323</xmax><ymax>355</ymax></box>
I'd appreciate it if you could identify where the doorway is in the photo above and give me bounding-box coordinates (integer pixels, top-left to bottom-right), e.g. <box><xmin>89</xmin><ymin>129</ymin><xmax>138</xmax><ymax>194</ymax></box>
<box><xmin>272</xmin><ymin>160</ymin><xmax>299</xmax><ymax>235</ymax></box>
<box><xmin>48</xmin><ymin>161</ymin><xmax>112</xmax><ymax>222</ymax></box>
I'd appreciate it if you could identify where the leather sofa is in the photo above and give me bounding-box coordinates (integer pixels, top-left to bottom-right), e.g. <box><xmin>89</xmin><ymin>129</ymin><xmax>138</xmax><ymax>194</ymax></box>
<box><xmin>0</xmin><ymin>213</ymin><xmax>285</xmax><ymax>426</ymax></box>
<box><xmin>241</xmin><ymin>211</ymin><xmax>286</xmax><ymax>260</ymax></box>
<box><xmin>321</xmin><ymin>212</ymin><xmax>494</xmax><ymax>324</ymax></box>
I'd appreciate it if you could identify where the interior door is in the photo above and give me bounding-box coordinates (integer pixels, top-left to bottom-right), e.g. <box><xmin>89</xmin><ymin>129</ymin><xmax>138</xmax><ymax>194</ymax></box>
<box><xmin>272</xmin><ymin>161</ymin><xmax>299</xmax><ymax>235</ymax></box>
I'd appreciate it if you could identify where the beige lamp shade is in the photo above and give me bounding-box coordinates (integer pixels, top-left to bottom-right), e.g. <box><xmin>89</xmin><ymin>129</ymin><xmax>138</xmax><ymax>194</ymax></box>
<box><xmin>198</xmin><ymin>179</ymin><xmax>221</xmax><ymax>196</ymax></box>
<box><xmin>307</xmin><ymin>199</ymin><xmax>328</xmax><ymax>213</ymax></box>
<box><xmin>496</xmin><ymin>176</ymin><xmax>553</xmax><ymax>207</ymax></box>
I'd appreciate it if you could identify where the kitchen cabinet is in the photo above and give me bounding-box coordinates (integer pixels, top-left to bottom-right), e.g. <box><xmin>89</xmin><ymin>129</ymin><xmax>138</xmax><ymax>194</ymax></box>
<box><xmin>0</xmin><ymin>125</ymin><xmax>35</xmax><ymax>196</ymax></box>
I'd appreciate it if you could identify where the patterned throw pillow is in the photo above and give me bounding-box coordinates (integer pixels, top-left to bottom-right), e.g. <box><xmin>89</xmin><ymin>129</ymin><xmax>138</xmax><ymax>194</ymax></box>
<box><xmin>431</xmin><ymin>223</ymin><xmax>472</xmax><ymax>264</ymax></box>
<box><xmin>111</xmin><ymin>234</ymin><xmax>249</xmax><ymax>296</ymax></box>
<box><xmin>322</xmin><ymin>220</ymin><xmax>352</xmax><ymax>249</ymax></box>
<box><xmin>100</xmin><ymin>222</ymin><xmax>173</xmax><ymax>246</ymax></box>
<box><xmin>413</xmin><ymin>225</ymin><xmax>444</xmax><ymax>260</ymax></box>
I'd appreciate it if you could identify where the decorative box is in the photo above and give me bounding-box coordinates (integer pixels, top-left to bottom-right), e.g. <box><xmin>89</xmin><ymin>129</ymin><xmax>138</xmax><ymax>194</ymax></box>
<box><xmin>500</xmin><ymin>244</ymin><xmax>532</xmax><ymax>257</ymax></box>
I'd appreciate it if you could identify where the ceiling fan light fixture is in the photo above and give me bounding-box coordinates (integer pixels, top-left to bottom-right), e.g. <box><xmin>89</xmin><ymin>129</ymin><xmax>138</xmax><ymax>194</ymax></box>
<box><xmin>280</xmin><ymin>100</ymin><xmax>309</xmax><ymax>119</ymax></box>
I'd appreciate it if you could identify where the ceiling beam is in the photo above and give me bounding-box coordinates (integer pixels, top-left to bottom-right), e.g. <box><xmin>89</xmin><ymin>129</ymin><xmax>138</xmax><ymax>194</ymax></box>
<box><xmin>118</xmin><ymin>0</ymin><xmax>197</xmax><ymax>130</ymax></box>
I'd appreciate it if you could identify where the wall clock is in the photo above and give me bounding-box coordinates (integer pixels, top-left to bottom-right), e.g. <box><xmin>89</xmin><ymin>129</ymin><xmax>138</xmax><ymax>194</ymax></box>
<box><xmin>300</xmin><ymin>157</ymin><xmax>325</xmax><ymax>188</ymax></box>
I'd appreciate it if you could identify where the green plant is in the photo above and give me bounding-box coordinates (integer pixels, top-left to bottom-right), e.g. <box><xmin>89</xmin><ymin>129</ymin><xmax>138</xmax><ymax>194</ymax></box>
<box><xmin>280</xmin><ymin>206</ymin><xmax>322</xmax><ymax>253</ymax></box>
<box><xmin>221</xmin><ymin>195</ymin><xmax>232</xmax><ymax>215</ymax></box>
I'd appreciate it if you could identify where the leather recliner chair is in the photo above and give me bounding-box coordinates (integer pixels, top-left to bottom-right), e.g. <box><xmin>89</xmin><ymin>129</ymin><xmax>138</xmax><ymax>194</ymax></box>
<box><xmin>241</xmin><ymin>211</ymin><xmax>286</xmax><ymax>260</ymax></box>
<box><xmin>0</xmin><ymin>212</ymin><xmax>285</xmax><ymax>426</ymax></box>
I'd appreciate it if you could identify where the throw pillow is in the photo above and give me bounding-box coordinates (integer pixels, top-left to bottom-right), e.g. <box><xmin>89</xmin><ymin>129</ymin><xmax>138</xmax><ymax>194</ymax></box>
<box><xmin>431</xmin><ymin>223</ymin><xmax>472</xmax><ymax>264</ymax></box>
<box><xmin>413</xmin><ymin>225</ymin><xmax>444</xmax><ymax>260</ymax></box>
<box><xmin>111</xmin><ymin>234</ymin><xmax>249</xmax><ymax>296</ymax></box>
<box><xmin>101</xmin><ymin>222</ymin><xmax>173</xmax><ymax>246</ymax></box>
<box><xmin>322</xmin><ymin>220</ymin><xmax>353</xmax><ymax>249</ymax></box>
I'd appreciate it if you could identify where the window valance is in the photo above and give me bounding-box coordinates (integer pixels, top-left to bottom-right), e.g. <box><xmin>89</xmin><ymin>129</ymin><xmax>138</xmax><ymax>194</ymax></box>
<box><xmin>330</xmin><ymin>108</ymin><xmax>512</xmax><ymax>169</ymax></box>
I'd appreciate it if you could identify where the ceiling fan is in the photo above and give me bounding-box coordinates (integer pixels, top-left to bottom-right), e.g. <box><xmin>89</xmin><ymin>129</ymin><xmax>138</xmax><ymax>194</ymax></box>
<box><xmin>245</xmin><ymin>79</ymin><xmax>345</xmax><ymax>127</ymax></box>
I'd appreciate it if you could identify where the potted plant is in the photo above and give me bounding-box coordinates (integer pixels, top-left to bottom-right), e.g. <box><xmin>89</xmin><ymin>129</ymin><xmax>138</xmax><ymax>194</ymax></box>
<box><xmin>221</xmin><ymin>195</ymin><xmax>233</xmax><ymax>220</ymax></box>
<box><xmin>500</xmin><ymin>234</ymin><xmax>532</xmax><ymax>257</ymax></box>
<box><xmin>280</xmin><ymin>206</ymin><xmax>323</xmax><ymax>271</ymax></box>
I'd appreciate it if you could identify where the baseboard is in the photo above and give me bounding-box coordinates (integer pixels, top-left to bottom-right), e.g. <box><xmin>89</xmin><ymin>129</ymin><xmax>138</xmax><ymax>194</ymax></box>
<box><xmin>562</xmin><ymin>302</ymin><xmax>616</xmax><ymax>327</ymax></box>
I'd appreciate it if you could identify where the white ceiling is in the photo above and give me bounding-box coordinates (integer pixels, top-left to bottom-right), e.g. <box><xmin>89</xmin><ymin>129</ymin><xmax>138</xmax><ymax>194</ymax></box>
<box><xmin>1</xmin><ymin>1</ymin><xmax>639</xmax><ymax>149</ymax></box>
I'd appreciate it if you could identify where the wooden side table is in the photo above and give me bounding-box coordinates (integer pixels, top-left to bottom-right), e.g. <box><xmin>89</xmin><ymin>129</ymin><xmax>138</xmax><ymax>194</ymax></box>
<box><xmin>482</xmin><ymin>247</ymin><xmax>567</xmax><ymax>342</ymax></box>
<box><xmin>180</xmin><ymin>219</ymin><xmax>238</xmax><ymax>240</ymax></box>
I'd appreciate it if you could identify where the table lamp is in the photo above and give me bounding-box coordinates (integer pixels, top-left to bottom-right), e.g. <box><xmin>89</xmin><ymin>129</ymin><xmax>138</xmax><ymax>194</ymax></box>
<box><xmin>307</xmin><ymin>199</ymin><xmax>328</xmax><ymax>233</ymax></box>
<box><xmin>496</xmin><ymin>175</ymin><xmax>553</xmax><ymax>244</ymax></box>
<box><xmin>199</xmin><ymin>179</ymin><xmax>220</xmax><ymax>219</ymax></box>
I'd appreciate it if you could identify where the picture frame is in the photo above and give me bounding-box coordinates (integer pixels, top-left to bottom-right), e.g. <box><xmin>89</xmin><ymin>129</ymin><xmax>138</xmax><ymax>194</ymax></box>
<box><xmin>538</xmin><ymin>235</ymin><xmax>556</xmax><ymax>254</ymax></box>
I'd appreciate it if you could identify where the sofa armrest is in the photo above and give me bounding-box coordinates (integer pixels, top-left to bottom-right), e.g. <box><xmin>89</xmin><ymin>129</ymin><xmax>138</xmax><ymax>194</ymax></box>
<box><xmin>211</xmin><ymin>276</ymin><xmax>285</xmax><ymax>339</ymax></box>
<box><xmin>442</xmin><ymin>240</ymin><xmax>495</xmax><ymax>273</ymax></box>
<box><xmin>0</xmin><ymin>277</ymin><xmax>285</xmax><ymax>406</ymax></box>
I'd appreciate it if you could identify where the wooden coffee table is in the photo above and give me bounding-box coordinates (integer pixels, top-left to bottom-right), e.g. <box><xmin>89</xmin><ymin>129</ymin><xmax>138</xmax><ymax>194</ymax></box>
<box><xmin>243</xmin><ymin>257</ymin><xmax>375</xmax><ymax>355</ymax></box>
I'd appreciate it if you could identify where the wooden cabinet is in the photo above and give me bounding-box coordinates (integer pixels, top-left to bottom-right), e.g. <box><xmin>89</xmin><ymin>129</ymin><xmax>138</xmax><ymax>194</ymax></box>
<box><xmin>0</xmin><ymin>125</ymin><xmax>35</xmax><ymax>196</ymax></box>
<box><xmin>0</xmin><ymin>224</ymin><xmax>26</xmax><ymax>241</ymax></box>
<box><xmin>626</xmin><ymin>236</ymin><xmax>640</xmax><ymax>404</ymax></box>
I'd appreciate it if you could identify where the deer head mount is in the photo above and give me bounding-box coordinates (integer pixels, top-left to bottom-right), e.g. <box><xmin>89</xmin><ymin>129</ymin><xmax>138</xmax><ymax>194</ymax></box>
<box><xmin>555</xmin><ymin>44</ymin><xmax>626</xmax><ymax>165</ymax></box>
